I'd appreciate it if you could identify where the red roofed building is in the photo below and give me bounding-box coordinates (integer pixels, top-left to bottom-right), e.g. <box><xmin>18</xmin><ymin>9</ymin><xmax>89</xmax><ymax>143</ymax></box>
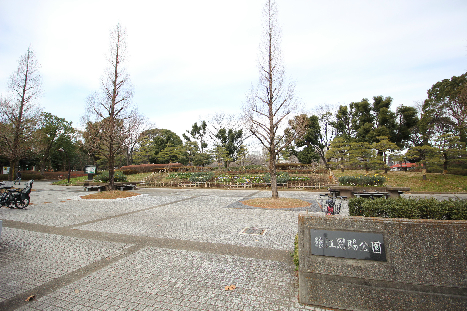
<box><xmin>390</xmin><ymin>162</ymin><xmax>419</xmax><ymax>171</ymax></box>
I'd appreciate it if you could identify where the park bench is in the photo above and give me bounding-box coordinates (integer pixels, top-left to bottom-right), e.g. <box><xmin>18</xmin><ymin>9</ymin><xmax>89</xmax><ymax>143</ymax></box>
<box><xmin>114</xmin><ymin>182</ymin><xmax>138</xmax><ymax>191</ymax></box>
<box><xmin>82</xmin><ymin>181</ymin><xmax>139</xmax><ymax>192</ymax></box>
<box><xmin>84</xmin><ymin>185</ymin><xmax>106</xmax><ymax>192</ymax></box>
<box><xmin>328</xmin><ymin>186</ymin><xmax>410</xmax><ymax>199</ymax></box>
<box><xmin>354</xmin><ymin>191</ymin><xmax>389</xmax><ymax>199</ymax></box>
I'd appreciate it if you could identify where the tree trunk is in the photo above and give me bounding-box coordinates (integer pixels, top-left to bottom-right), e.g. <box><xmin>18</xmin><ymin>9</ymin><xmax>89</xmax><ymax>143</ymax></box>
<box><xmin>443</xmin><ymin>151</ymin><xmax>448</xmax><ymax>175</ymax></box>
<box><xmin>269</xmin><ymin>149</ymin><xmax>278</xmax><ymax>199</ymax></box>
<box><xmin>109</xmin><ymin>141</ymin><xmax>115</xmax><ymax>190</ymax></box>
<box><xmin>67</xmin><ymin>160</ymin><xmax>71</xmax><ymax>184</ymax></box>
<box><xmin>9</xmin><ymin>161</ymin><xmax>16</xmax><ymax>181</ymax></box>
<box><xmin>318</xmin><ymin>150</ymin><xmax>329</xmax><ymax>170</ymax></box>
<box><xmin>383</xmin><ymin>153</ymin><xmax>388</xmax><ymax>174</ymax></box>
<box><xmin>422</xmin><ymin>161</ymin><xmax>427</xmax><ymax>180</ymax></box>
<box><xmin>126</xmin><ymin>147</ymin><xmax>130</xmax><ymax>166</ymax></box>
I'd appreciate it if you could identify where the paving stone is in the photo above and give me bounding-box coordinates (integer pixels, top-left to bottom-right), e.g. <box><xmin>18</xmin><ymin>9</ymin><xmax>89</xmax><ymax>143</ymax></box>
<box><xmin>0</xmin><ymin>227</ymin><xmax>129</xmax><ymax>302</ymax></box>
<box><xmin>1</xmin><ymin>182</ymin><xmax>336</xmax><ymax>310</ymax></box>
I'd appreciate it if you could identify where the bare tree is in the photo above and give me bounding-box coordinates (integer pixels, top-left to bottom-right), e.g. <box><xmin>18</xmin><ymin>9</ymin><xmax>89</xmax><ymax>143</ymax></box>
<box><xmin>84</xmin><ymin>24</ymin><xmax>135</xmax><ymax>189</ymax></box>
<box><xmin>0</xmin><ymin>48</ymin><xmax>42</xmax><ymax>180</ymax></box>
<box><xmin>243</xmin><ymin>0</ymin><xmax>305</xmax><ymax>198</ymax></box>
<box><xmin>124</xmin><ymin>110</ymin><xmax>149</xmax><ymax>166</ymax></box>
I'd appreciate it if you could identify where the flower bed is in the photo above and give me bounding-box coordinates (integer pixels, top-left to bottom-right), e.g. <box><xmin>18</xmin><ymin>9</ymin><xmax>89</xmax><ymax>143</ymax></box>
<box><xmin>338</xmin><ymin>174</ymin><xmax>386</xmax><ymax>187</ymax></box>
<box><xmin>144</xmin><ymin>171</ymin><xmax>328</xmax><ymax>189</ymax></box>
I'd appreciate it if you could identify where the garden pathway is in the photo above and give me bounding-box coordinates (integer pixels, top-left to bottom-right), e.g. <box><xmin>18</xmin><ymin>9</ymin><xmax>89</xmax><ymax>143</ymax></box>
<box><xmin>1</xmin><ymin>181</ymin><xmax>330</xmax><ymax>311</ymax></box>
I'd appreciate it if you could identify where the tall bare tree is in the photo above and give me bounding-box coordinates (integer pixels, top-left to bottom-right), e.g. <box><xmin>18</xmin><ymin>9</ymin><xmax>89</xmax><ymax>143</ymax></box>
<box><xmin>84</xmin><ymin>24</ymin><xmax>135</xmax><ymax>189</ymax></box>
<box><xmin>0</xmin><ymin>48</ymin><xmax>42</xmax><ymax>180</ymax></box>
<box><xmin>243</xmin><ymin>0</ymin><xmax>305</xmax><ymax>198</ymax></box>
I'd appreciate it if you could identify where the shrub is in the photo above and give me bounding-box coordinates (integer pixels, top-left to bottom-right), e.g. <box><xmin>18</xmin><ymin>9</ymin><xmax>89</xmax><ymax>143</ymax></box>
<box><xmin>119</xmin><ymin>163</ymin><xmax>184</xmax><ymax>174</ymax></box>
<box><xmin>215</xmin><ymin>174</ymin><xmax>231</xmax><ymax>182</ymax></box>
<box><xmin>263</xmin><ymin>172</ymin><xmax>290</xmax><ymax>183</ymax></box>
<box><xmin>289</xmin><ymin>176</ymin><xmax>310</xmax><ymax>182</ymax></box>
<box><xmin>168</xmin><ymin>172</ymin><xmax>192</xmax><ymax>179</ymax></box>
<box><xmin>292</xmin><ymin>234</ymin><xmax>299</xmax><ymax>271</ymax></box>
<box><xmin>348</xmin><ymin>197</ymin><xmax>366</xmax><ymax>216</ymax></box>
<box><xmin>94</xmin><ymin>171</ymin><xmax>127</xmax><ymax>182</ymax></box>
<box><xmin>338</xmin><ymin>174</ymin><xmax>386</xmax><ymax>187</ymax></box>
<box><xmin>188</xmin><ymin>172</ymin><xmax>214</xmax><ymax>182</ymax></box>
<box><xmin>349</xmin><ymin>197</ymin><xmax>467</xmax><ymax>220</ymax></box>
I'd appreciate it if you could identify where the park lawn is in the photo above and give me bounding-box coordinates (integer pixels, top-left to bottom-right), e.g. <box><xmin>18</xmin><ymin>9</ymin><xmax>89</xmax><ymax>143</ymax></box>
<box><xmin>333</xmin><ymin>170</ymin><xmax>467</xmax><ymax>192</ymax></box>
<box><xmin>126</xmin><ymin>172</ymin><xmax>154</xmax><ymax>182</ymax></box>
<box><xmin>52</xmin><ymin>176</ymin><xmax>88</xmax><ymax>186</ymax></box>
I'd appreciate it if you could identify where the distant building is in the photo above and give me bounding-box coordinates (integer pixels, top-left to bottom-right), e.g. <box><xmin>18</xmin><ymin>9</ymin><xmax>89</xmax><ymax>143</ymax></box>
<box><xmin>390</xmin><ymin>162</ymin><xmax>418</xmax><ymax>171</ymax></box>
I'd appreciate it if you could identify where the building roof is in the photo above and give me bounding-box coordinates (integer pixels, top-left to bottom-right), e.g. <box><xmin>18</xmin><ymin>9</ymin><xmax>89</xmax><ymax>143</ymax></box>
<box><xmin>390</xmin><ymin>163</ymin><xmax>418</xmax><ymax>168</ymax></box>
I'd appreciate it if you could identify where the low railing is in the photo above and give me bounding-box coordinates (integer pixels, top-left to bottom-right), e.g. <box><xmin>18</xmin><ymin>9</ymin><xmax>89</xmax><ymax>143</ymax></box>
<box><xmin>142</xmin><ymin>181</ymin><xmax>328</xmax><ymax>189</ymax></box>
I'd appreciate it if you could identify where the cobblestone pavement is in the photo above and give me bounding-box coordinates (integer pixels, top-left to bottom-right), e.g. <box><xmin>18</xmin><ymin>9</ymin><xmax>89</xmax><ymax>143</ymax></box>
<box><xmin>0</xmin><ymin>181</ymin><xmax>331</xmax><ymax>311</ymax></box>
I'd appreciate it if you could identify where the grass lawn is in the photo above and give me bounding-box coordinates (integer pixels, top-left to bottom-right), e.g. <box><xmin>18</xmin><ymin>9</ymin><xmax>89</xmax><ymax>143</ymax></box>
<box><xmin>126</xmin><ymin>173</ymin><xmax>153</xmax><ymax>182</ymax></box>
<box><xmin>52</xmin><ymin>176</ymin><xmax>88</xmax><ymax>185</ymax></box>
<box><xmin>333</xmin><ymin>170</ymin><xmax>467</xmax><ymax>192</ymax></box>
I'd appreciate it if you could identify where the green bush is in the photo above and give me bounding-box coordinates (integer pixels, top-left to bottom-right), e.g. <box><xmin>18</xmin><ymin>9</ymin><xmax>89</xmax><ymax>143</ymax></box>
<box><xmin>93</xmin><ymin>171</ymin><xmax>127</xmax><ymax>182</ymax></box>
<box><xmin>263</xmin><ymin>172</ymin><xmax>290</xmax><ymax>183</ymax></box>
<box><xmin>188</xmin><ymin>172</ymin><xmax>214</xmax><ymax>182</ymax></box>
<box><xmin>349</xmin><ymin>197</ymin><xmax>467</xmax><ymax>220</ymax></box>
<box><xmin>338</xmin><ymin>174</ymin><xmax>386</xmax><ymax>187</ymax></box>
<box><xmin>168</xmin><ymin>172</ymin><xmax>192</xmax><ymax>179</ymax></box>
<box><xmin>292</xmin><ymin>234</ymin><xmax>299</xmax><ymax>271</ymax></box>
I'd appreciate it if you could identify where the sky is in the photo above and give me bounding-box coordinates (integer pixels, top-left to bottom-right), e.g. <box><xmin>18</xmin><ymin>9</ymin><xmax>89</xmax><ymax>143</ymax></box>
<box><xmin>1</xmin><ymin>0</ymin><xmax>467</xmax><ymax>141</ymax></box>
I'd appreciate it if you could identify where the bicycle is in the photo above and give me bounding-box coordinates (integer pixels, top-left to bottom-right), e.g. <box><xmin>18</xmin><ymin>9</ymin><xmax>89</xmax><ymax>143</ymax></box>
<box><xmin>318</xmin><ymin>193</ymin><xmax>347</xmax><ymax>215</ymax></box>
<box><xmin>0</xmin><ymin>180</ymin><xmax>33</xmax><ymax>209</ymax></box>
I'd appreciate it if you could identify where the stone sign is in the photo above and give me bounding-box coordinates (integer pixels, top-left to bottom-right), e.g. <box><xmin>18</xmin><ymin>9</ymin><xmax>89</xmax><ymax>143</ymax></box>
<box><xmin>310</xmin><ymin>229</ymin><xmax>386</xmax><ymax>261</ymax></box>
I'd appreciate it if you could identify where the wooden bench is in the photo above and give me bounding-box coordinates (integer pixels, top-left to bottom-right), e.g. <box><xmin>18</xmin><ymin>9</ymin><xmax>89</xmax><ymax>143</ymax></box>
<box><xmin>116</xmin><ymin>184</ymin><xmax>137</xmax><ymax>191</ymax></box>
<box><xmin>113</xmin><ymin>182</ymin><xmax>139</xmax><ymax>191</ymax></box>
<box><xmin>328</xmin><ymin>186</ymin><xmax>410</xmax><ymax>198</ymax></box>
<box><xmin>84</xmin><ymin>185</ymin><xmax>106</xmax><ymax>192</ymax></box>
<box><xmin>354</xmin><ymin>191</ymin><xmax>389</xmax><ymax>199</ymax></box>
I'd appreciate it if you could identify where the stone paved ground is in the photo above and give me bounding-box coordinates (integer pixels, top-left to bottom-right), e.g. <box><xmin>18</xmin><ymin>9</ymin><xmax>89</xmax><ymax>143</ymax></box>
<box><xmin>0</xmin><ymin>181</ymin><xmax>330</xmax><ymax>311</ymax></box>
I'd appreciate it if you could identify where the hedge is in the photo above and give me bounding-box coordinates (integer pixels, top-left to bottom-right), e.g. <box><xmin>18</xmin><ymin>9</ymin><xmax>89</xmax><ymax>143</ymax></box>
<box><xmin>119</xmin><ymin>163</ymin><xmax>184</xmax><ymax>174</ymax></box>
<box><xmin>93</xmin><ymin>171</ymin><xmax>128</xmax><ymax>182</ymax></box>
<box><xmin>0</xmin><ymin>173</ymin><xmax>45</xmax><ymax>181</ymax></box>
<box><xmin>349</xmin><ymin>197</ymin><xmax>467</xmax><ymax>220</ymax></box>
<box><xmin>338</xmin><ymin>174</ymin><xmax>386</xmax><ymax>187</ymax></box>
<box><xmin>188</xmin><ymin>172</ymin><xmax>214</xmax><ymax>182</ymax></box>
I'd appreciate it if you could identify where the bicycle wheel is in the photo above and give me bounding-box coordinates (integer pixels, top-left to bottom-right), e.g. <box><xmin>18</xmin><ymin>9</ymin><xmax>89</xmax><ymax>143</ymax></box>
<box><xmin>15</xmin><ymin>197</ymin><xmax>29</xmax><ymax>209</ymax></box>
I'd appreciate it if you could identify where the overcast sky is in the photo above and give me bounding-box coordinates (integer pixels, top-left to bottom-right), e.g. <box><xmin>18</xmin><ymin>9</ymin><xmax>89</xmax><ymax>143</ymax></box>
<box><xmin>1</xmin><ymin>0</ymin><xmax>466</xmax><ymax>139</ymax></box>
